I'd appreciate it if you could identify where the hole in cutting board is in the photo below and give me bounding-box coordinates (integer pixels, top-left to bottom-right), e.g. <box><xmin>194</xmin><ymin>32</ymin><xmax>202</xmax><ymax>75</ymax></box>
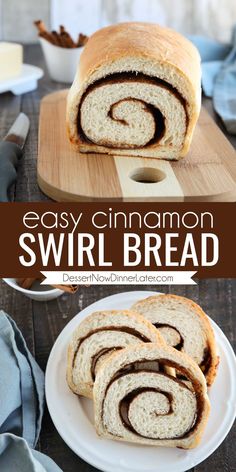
<box><xmin>129</xmin><ymin>167</ymin><xmax>166</xmax><ymax>184</ymax></box>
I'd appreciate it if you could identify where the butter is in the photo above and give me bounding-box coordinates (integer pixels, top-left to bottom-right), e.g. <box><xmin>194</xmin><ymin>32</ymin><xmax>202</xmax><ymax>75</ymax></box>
<box><xmin>0</xmin><ymin>42</ymin><xmax>23</xmax><ymax>82</ymax></box>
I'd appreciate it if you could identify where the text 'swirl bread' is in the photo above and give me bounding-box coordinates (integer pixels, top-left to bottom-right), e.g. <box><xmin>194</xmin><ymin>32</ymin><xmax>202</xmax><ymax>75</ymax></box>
<box><xmin>67</xmin><ymin>310</ymin><xmax>164</xmax><ymax>398</ymax></box>
<box><xmin>132</xmin><ymin>294</ymin><xmax>219</xmax><ymax>386</ymax></box>
<box><xmin>94</xmin><ymin>344</ymin><xmax>210</xmax><ymax>448</ymax></box>
<box><xmin>67</xmin><ymin>22</ymin><xmax>201</xmax><ymax>160</ymax></box>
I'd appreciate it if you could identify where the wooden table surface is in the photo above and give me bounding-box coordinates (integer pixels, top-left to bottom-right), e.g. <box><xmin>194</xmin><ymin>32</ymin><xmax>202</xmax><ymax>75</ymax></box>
<box><xmin>0</xmin><ymin>44</ymin><xmax>235</xmax><ymax>202</ymax></box>
<box><xmin>0</xmin><ymin>278</ymin><xmax>235</xmax><ymax>472</ymax></box>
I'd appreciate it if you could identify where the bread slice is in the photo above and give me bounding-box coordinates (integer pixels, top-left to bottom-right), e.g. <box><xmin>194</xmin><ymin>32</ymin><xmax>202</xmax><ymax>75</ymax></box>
<box><xmin>94</xmin><ymin>343</ymin><xmax>210</xmax><ymax>448</ymax></box>
<box><xmin>67</xmin><ymin>310</ymin><xmax>164</xmax><ymax>399</ymax></box>
<box><xmin>67</xmin><ymin>22</ymin><xmax>201</xmax><ymax>160</ymax></box>
<box><xmin>132</xmin><ymin>294</ymin><xmax>219</xmax><ymax>386</ymax></box>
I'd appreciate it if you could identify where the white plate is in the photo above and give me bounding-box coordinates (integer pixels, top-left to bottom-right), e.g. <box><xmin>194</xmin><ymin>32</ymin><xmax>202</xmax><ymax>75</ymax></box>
<box><xmin>0</xmin><ymin>64</ymin><xmax>43</xmax><ymax>95</ymax></box>
<box><xmin>46</xmin><ymin>291</ymin><xmax>236</xmax><ymax>472</ymax></box>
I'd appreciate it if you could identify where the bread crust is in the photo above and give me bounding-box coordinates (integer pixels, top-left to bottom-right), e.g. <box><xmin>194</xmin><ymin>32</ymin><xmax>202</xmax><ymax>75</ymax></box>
<box><xmin>132</xmin><ymin>294</ymin><xmax>219</xmax><ymax>386</ymax></box>
<box><xmin>66</xmin><ymin>22</ymin><xmax>201</xmax><ymax>159</ymax></box>
<box><xmin>78</xmin><ymin>22</ymin><xmax>200</xmax><ymax>98</ymax></box>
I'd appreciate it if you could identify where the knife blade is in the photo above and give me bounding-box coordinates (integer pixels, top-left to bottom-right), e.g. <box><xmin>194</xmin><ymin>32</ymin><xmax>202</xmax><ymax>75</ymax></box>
<box><xmin>0</xmin><ymin>113</ymin><xmax>30</xmax><ymax>202</ymax></box>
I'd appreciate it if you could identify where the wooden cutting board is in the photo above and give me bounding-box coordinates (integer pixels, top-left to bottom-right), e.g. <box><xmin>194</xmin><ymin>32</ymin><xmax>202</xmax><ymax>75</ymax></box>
<box><xmin>38</xmin><ymin>90</ymin><xmax>236</xmax><ymax>201</ymax></box>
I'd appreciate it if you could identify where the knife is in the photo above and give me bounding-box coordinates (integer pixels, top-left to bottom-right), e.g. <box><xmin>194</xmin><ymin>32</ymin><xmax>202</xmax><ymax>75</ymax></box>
<box><xmin>0</xmin><ymin>113</ymin><xmax>30</xmax><ymax>202</ymax></box>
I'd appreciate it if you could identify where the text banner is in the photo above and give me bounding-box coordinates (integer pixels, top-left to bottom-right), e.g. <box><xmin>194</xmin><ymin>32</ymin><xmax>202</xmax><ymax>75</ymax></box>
<box><xmin>41</xmin><ymin>271</ymin><xmax>197</xmax><ymax>285</ymax></box>
<box><xmin>0</xmin><ymin>202</ymin><xmax>235</xmax><ymax>278</ymax></box>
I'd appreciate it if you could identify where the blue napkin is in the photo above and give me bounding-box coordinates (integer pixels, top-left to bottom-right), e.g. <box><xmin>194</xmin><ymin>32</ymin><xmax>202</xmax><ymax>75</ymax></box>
<box><xmin>0</xmin><ymin>434</ymin><xmax>62</xmax><ymax>472</ymax></box>
<box><xmin>0</xmin><ymin>312</ymin><xmax>44</xmax><ymax>447</ymax></box>
<box><xmin>0</xmin><ymin>311</ymin><xmax>62</xmax><ymax>471</ymax></box>
<box><xmin>189</xmin><ymin>27</ymin><xmax>236</xmax><ymax>134</ymax></box>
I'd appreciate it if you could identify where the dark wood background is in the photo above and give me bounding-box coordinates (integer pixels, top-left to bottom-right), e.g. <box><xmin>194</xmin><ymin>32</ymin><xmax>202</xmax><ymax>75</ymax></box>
<box><xmin>0</xmin><ymin>45</ymin><xmax>235</xmax><ymax>202</ymax></box>
<box><xmin>0</xmin><ymin>278</ymin><xmax>235</xmax><ymax>472</ymax></box>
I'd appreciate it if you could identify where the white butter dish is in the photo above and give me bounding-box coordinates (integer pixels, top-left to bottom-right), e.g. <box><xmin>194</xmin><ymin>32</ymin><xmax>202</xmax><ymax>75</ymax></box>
<box><xmin>0</xmin><ymin>64</ymin><xmax>44</xmax><ymax>95</ymax></box>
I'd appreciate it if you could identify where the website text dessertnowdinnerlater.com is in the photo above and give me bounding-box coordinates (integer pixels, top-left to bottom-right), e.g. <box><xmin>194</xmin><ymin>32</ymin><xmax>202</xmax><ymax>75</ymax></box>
<box><xmin>17</xmin><ymin>209</ymin><xmax>219</xmax><ymax>269</ymax></box>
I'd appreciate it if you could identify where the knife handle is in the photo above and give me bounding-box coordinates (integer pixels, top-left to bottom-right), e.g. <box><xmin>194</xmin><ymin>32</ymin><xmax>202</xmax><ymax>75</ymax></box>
<box><xmin>0</xmin><ymin>141</ymin><xmax>22</xmax><ymax>202</ymax></box>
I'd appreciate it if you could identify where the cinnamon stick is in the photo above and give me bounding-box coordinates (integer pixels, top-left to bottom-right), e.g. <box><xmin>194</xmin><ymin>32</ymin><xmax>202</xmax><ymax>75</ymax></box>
<box><xmin>77</xmin><ymin>33</ymin><xmax>89</xmax><ymax>47</ymax></box>
<box><xmin>34</xmin><ymin>20</ymin><xmax>47</xmax><ymax>34</ymax></box>
<box><xmin>60</xmin><ymin>31</ymin><xmax>76</xmax><ymax>48</ymax></box>
<box><xmin>17</xmin><ymin>278</ymin><xmax>79</xmax><ymax>294</ymax></box>
<box><xmin>17</xmin><ymin>278</ymin><xmax>38</xmax><ymax>290</ymax></box>
<box><xmin>34</xmin><ymin>20</ymin><xmax>57</xmax><ymax>45</ymax></box>
<box><xmin>34</xmin><ymin>20</ymin><xmax>88</xmax><ymax>48</ymax></box>
<box><xmin>59</xmin><ymin>25</ymin><xmax>66</xmax><ymax>34</ymax></box>
<box><xmin>52</xmin><ymin>30</ymin><xmax>64</xmax><ymax>47</ymax></box>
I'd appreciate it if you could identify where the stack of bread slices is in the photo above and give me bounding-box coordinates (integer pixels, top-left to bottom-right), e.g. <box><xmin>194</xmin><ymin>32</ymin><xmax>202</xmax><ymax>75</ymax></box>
<box><xmin>67</xmin><ymin>294</ymin><xmax>219</xmax><ymax>449</ymax></box>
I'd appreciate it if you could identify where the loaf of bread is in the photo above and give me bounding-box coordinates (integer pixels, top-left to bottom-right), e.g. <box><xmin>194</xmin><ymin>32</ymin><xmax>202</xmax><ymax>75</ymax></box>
<box><xmin>67</xmin><ymin>22</ymin><xmax>201</xmax><ymax>160</ymax></box>
<box><xmin>94</xmin><ymin>343</ymin><xmax>210</xmax><ymax>448</ymax></box>
<box><xmin>67</xmin><ymin>310</ymin><xmax>164</xmax><ymax>398</ymax></box>
<box><xmin>132</xmin><ymin>294</ymin><xmax>219</xmax><ymax>386</ymax></box>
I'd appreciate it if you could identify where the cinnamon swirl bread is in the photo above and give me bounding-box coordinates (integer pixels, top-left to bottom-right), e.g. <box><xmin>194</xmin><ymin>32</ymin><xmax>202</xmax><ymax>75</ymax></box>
<box><xmin>67</xmin><ymin>310</ymin><xmax>164</xmax><ymax>398</ymax></box>
<box><xmin>67</xmin><ymin>22</ymin><xmax>201</xmax><ymax>160</ymax></box>
<box><xmin>94</xmin><ymin>344</ymin><xmax>210</xmax><ymax>448</ymax></box>
<box><xmin>132</xmin><ymin>294</ymin><xmax>219</xmax><ymax>386</ymax></box>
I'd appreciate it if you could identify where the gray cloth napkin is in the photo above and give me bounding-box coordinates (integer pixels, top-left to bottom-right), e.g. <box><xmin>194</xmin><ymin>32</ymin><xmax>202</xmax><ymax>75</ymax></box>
<box><xmin>0</xmin><ymin>434</ymin><xmax>62</xmax><ymax>472</ymax></box>
<box><xmin>0</xmin><ymin>311</ymin><xmax>62</xmax><ymax>471</ymax></box>
<box><xmin>189</xmin><ymin>26</ymin><xmax>236</xmax><ymax>134</ymax></box>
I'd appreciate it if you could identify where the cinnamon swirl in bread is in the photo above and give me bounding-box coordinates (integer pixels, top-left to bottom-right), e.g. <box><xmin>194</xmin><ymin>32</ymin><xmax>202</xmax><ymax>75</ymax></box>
<box><xmin>67</xmin><ymin>310</ymin><xmax>164</xmax><ymax>398</ymax></box>
<box><xmin>67</xmin><ymin>22</ymin><xmax>201</xmax><ymax>160</ymax></box>
<box><xmin>132</xmin><ymin>294</ymin><xmax>219</xmax><ymax>386</ymax></box>
<box><xmin>94</xmin><ymin>344</ymin><xmax>210</xmax><ymax>448</ymax></box>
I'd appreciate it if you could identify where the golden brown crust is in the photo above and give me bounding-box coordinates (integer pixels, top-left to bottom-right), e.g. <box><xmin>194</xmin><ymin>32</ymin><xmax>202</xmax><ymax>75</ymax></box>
<box><xmin>78</xmin><ymin>22</ymin><xmax>200</xmax><ymax>95</ymax></box>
